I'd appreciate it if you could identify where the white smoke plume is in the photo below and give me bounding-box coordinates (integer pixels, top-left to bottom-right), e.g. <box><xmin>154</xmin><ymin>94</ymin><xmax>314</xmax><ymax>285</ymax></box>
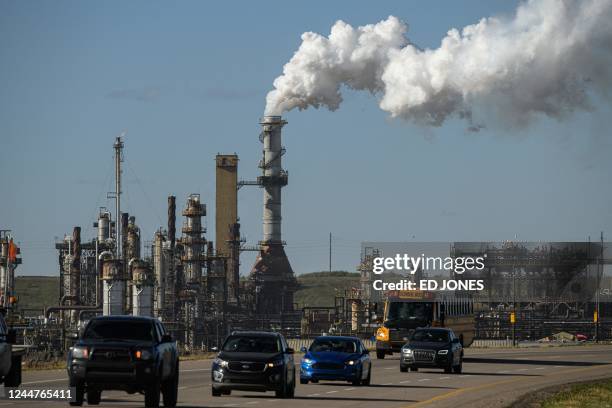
<box><xmin>265</xmin><ymin>0</ymin><xmax>612</xmax><ymax>129</ymax></box>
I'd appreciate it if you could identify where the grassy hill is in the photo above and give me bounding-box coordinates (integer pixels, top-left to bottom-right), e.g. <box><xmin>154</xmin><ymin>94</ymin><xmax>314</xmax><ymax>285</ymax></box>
<box><xmin>14</xmin><ymin>276</ymin><xmax>59</xmax><ymax>313</ymax></box>
<box><xmin>12</xmin><ymin>271</ymin><xmax>365</xmax><ymax>312</ymax></box>
<box><xmin>294</xmin><ymin>271</ymin><xmax>360</xmax><ymax>308</ymax></box>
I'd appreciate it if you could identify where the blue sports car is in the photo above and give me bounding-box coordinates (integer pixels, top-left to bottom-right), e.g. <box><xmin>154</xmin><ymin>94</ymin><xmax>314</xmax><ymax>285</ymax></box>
<box><xmin>300</xmin><ymin>336</ymin><xmax>371</xmax><ymax>385</ymax></box>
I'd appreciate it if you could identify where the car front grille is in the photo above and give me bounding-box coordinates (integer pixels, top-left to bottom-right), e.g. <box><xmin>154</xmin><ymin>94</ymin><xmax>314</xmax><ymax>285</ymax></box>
<box><xmin>313</xmin><ymin>362</ymin><xmax>344</xmax><ymax>370</ymax></box>
<box><xmin>91</xmin><ymin>348</ymin><xmax>131</xmax><ymax>363</ymax></box>
<box><xmin>413</xmin><ymin>349</ymin><xmax>436</xmax><ymax>362</ymax></box>
<box><xmin>228</xmin><ymin>361</ymin><xmax>266</xmax><ymax>373</ymax></box>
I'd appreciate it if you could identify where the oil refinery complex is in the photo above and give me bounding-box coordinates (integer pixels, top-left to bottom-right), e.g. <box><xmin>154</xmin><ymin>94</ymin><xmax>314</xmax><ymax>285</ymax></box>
<box><xmin>2</xmin><ymin>116</ymin><xmax>611</xmax><ymax>357</ymax></box>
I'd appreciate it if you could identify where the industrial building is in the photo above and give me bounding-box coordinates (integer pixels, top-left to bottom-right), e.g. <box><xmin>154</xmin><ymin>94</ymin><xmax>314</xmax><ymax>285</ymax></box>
<box><xmin>45</xmin><ymin>116</ymin><xmax>301</xmax><ymax>350</ymax></box>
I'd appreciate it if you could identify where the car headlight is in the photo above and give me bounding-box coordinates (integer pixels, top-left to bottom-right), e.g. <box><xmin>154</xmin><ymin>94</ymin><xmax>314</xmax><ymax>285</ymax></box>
<box><xmin>72</xmin><ymin>346</ymin><xmax>89</xmax><ymax>359</ymax></box>
<box><xmin>213</xmin><ymin>357</ymin><xmax>229</xmax><ymax>368</ymax></box>
<box><xmin>267</xmin><ymin>359</ymin><xmax>284</xmax><ymax>368</ymax></box>
<box><xmin>402</xmin><ymin>348</ymin><xmax>413</xmax><ymax>355</ymax></box>
<box><xmin>346</xmin><ymin>360</ymin><xmax>357</xmax><ymax>366</ymax></box>
<box><xmin>135</xmin><ymin>349</ymin><xmax>153</xmax><ymax>360</ymax></box>
<box><xmin>302</xmin><ymin>358</ymin><xmax>314</xmax><ymax>365</ymax></box>
<box><xmin>438</xmin><ymin>350</ymin><xmax>449</xmax><ymax>355</ymax></box>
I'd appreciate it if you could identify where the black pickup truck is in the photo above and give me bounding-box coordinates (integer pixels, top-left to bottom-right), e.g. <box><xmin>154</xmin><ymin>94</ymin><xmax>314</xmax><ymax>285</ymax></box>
<box><xmin>67</xmin><ymin>316</ymin><xmax>179</xmax><ymax>407</ymax></box>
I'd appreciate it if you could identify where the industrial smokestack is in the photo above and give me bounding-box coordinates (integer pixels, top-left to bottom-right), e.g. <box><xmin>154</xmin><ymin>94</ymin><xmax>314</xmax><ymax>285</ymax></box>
<box><xmin>250</xmin><ymin>116</ymin><xmax>296</xmax><ymax>315</ymax></box>
<box><xmin>260</xmin><ymin>116</ymin><xmax>287</xmax><ymax>243</ymax></box>
<box><xmin>168</xmin><ymin>196</ymin><xmax>176</xmax><ymax>249</ymax></box>
<box><xmin>265</xmin><ymin>1</ymin><xmax>612</xmax><ymax>129</ymax></box>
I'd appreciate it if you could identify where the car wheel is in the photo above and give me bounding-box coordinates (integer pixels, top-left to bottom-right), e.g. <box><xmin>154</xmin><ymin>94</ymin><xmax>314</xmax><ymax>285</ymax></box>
<box><xmin>162</xmin><ymin>361</ymin><xmax>179</xmax><ymax>407</ymax></box>
<box><xmin>211</xmin><ymin>387</ymin><xmax>222</xmax><ymax>397</ymax></box>
<box><xmin>300</xmin><ymin>378</ymin><xmax>308</xmax><ymax>385</ymax></box>
<box><xmin>376</xmin><ymin>350</ymin><xmax>386</xmax><ymax>359</ymax></box>
<box><xmin>287</xmin><ymin>377</ymin><xmax>295</xmax><ymax>398</ymax></box>
<box><xmin>444</xmin><ymin>365</ymin><xmax>452</xmax><ymax>374</ymax></box>
<box><xmin>87</xmin><ymin>390</ymin><xmax>101</xmax><ymax>405</ymax></box>
<box><xmin>145</xmin><ymin>378</ymin><xmax>161</xmax><ymax>407</ymax></box>
<box><xmin>362</xmin><ymin>367</ymin><xmax>371</xmax><ymax>386</ymax></box>
<box><xmin>453</xmin><ymin>360</ymin><xmax>463</xmax><ymax>374</ymax></box>
<box><xmin>351</xmin><ymin>369</ymin><xmax>362</xmax><ymax>386</ymax></box>
<box><xmin>400</xmin><ymin>365</ymin><xmax>408</xmax><ymax>372</ymax></box>
<box><xmin>69</xmin><ymin>382</ymin><xmax>84</xmax><ymax>406</ymax></box>
<box><xmin>4</xmin><ymin>356</ymin><xmax>21</xmax><ymax>387</ymax></box>
<box><xmin>276</xmin><ymin>376</ymin><xmax>290</xmax><ymax>399</ymax></box>
<box><xmin>311</xmin><ymin>379</ymin><xmax>319</xmax><ymax>383</ymax></box>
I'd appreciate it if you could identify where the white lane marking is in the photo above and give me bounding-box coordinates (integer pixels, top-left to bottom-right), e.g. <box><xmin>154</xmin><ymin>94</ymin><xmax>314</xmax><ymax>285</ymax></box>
<box><xmin>326</xmin><ymin>390</ymin><xmax>338</xmax><ymax>394</ymax></box>
<box><xmin>178</xmin><ymin>386</ymin><xmax>188</xmax><ymax>390</ymax></box>
<box><xmin>344</xmin><ymin>387</ymin><xmax>355</xmax><ymax>391</ymax></box>
<box><xmin>534</xmin><ymin>367</ymin><xmax>545</xmax><ymax>370</ymax></box>
<box><xmin>516</xmin><ymin>368</ymin><xmax>529</xmax><ymax>372</ymax></box>
<box><xmin>222</xmin><ymin>404</ymin><xmax>238</xmax><ymax>407</ymax></box>
<box><xmin>181</xmin><ymin>368</ymin><xmax>210</xmax><ymax>372</ymax></box>
<box><xmin>418</xmin><ymin>378</ymin><xmax>430</xmax><ymax>382</ymax></box>
<box><xmin>245</xmin><ymin>402</ymin><xmax>259</xmax><ymax>405</ymax></box>
<box><xmin>497</xmin><ymin>370</ymin><xmax>510</xmax><ymax>373</ymax></box>
<box><xmin>382</xmin><ymin>382</ymin><xmax>393</xmax><ymax>385</ymax></box>
<box><xmin>400</xmin><ymin>380</ymin><xmax>411</xmax><ymax>384</ymax></box>
<box><xmin>307</xmin><ymin>393</ymin><xmax>320</xmax><ymax>397</ymax></box>
<box><xmin>384</xmin><ymin>367</ymin><xmax>395</xmax><ymax>370</ymax></box>
<box><xmin>459</xmin><ymin>375</ymin><xmax>472</xmax><ymax>378</ymax></box>
<box><xmin>554</xmin><ymin>365</ymin><xmax>564</xmax><ymax>368</ymax></box>
<box><xmin>21</xmin><ymin>378</ymin><xmax>66</xmax><ymax>385</ymax></box>
<box><xmin>440</xmin><ymin>376</ymin><xmax>450</xmax><ymax>380</ymax></box>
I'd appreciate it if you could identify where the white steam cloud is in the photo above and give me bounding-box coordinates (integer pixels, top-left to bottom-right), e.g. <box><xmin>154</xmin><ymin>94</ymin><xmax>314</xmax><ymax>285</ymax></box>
<box><xmin>265</xmin><ymin>0</ymin><xmax>612</xmax><ymax>129</ymax></box>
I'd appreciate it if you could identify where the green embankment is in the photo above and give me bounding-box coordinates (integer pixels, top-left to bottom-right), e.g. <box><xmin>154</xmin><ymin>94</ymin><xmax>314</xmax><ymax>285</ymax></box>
<box><xmin>14</xmin><ymin>272</ymin><xmax>357</xmax><ymax>312</ymax></box>
<box><xmin>14</xmin><ymin>276</ymin><xmax>59</xmax><ymax>313</ymax></box>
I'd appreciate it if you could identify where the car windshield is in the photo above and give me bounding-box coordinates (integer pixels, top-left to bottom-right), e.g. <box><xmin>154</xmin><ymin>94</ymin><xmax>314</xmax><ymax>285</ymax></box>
<box><xmin>386</xmin><ymin>302</ymin><xmax>433</xmax><ymax>325</ymax></box>
<box><xmin>411</xmin><ymin>330</ymin><xmax>449</xmax><ymax>343</ymax></box>
<box><xmin>83</xmin><ymin>320</ymin><xmax>155</xmax><ymax>342</ymax></box>
<box><xmin>310</xmin><ymin>339</ymin><xmax>357</xmax><ymax>353</ymax></box>
<box><xmin>222</xmin><ymin>336</ymin><xmax>280</xmax><ymax>353</ymax></box>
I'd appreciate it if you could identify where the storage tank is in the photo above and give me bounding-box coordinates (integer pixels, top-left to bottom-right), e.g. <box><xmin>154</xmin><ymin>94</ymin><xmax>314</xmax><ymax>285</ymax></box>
<box><xmin>97</xmin><ymin>210</ymin><xmax>111</xmax><ymax>242</ymax></box>
<box><xmin>101</xmin><ymin>258</ymin><xmax>125</xmax><ymax>316</ymax></box>
<box><xmin>132</xmin><ymin>260</ymin><xmax>154</xmax><ymax>317</ymax></box>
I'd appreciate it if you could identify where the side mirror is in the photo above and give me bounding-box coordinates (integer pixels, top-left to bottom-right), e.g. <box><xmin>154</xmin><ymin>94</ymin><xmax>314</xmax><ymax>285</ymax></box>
<box><xmin>300</xmin><ymin>346</ymin><xmax>307</xmax><ymax>353</ymax></box>
<box><xmin>6</xmin><ymin>329</ymin><xmax>16</xmax><ymax>345</ymax></box>
<box><xmin>286</xmin><ymin>347</ymin><xmax>294</xmax><ymax>354</ymax></box>
<box><xmin>161</xmin><ymin>334</ymin><xmax>173</xmax><ymax>343</ymax></box>
<box><xmin>452</xmin><ymin>338</ymin><xmax>460</xmax><ymax>344</ymax></box>
<box><xmin>364</xmin><ymin>349</ymin><xmax>370</xmax><ymax>355</ymax></box>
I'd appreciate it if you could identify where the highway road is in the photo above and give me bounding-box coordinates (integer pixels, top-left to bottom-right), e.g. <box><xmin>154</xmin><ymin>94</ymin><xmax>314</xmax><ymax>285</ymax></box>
<box><xmin>12</xmin><ymin>345</ymin><xmax>612</xmax><ymax>408</ymax></box>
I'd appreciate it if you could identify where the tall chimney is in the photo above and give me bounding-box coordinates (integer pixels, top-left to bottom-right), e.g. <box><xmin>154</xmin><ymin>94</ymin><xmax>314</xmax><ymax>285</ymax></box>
<box><xmin>250</xmin><ymin>116</ymin><xmax>296</xmax><ymax>314</ymax></box>
<box><xmin>168</xmin><ymin>196</ymin><xmax>176</xmax><ymax>249</ymax></box>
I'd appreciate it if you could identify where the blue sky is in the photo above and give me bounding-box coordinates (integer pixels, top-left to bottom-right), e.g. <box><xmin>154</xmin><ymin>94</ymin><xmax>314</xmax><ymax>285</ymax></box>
<box><xmin>1</xmin><ymin>0</ymin><xmax>611</xmax><ymax>277</ymax></box>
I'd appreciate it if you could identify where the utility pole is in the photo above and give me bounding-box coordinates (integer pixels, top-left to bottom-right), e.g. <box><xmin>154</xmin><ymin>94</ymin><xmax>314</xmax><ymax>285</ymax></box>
<box><xmin>597</xmin><ymin>231</ymin><xmax>603</xmax><ymax>342</ymax></box>
<box><xmin>329</xmin><ymin>232</ymin><xmax>332</xmax><ymax>273</ymax></box>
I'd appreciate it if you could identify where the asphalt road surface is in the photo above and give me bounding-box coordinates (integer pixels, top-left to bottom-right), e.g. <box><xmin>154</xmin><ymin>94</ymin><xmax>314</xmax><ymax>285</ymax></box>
<box><xmin>11</xmin><ymin>345</ymin><xmax>612</xmax><ymax>408</ymax></box>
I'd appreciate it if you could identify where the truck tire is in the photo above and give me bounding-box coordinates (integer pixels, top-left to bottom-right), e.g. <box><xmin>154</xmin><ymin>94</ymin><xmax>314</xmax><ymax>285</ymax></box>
<box><xmin>145</xmin><ymin>378</ymin><xmax>160</xmax><ymax>408</ymax></box>
<box><xmin>4</xmin><ymin>356</ymin><xmax>21</xmax><ymax>387</ymax></box>
<box><xmin>87</xmin><ymin>390</ymin><xmax>101</xmax><ymax>405</ymax></box>
<box><xmin>69</xmin><ymin>383</ymin><xmax>84</xmax><ymax>407</ymax></box>
<box><xmin>162</xmin><ymin>360</ymin><xmax>179</xmax><ymax>407</ymax></box>
<box><xmin>376</xmin><ymin>350</ymin><xmax>386</xmax><ymax>359</ymax></box>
